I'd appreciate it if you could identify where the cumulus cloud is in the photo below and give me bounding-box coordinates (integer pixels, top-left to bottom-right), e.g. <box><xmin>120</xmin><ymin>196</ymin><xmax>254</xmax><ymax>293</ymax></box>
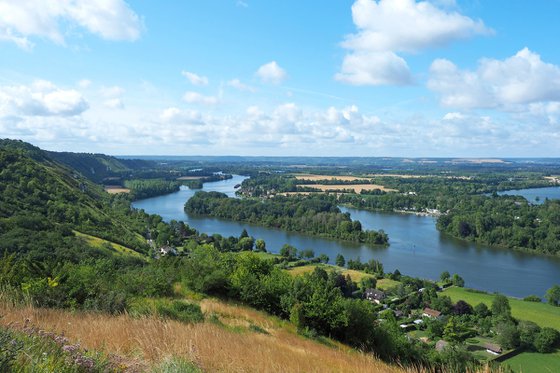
<box><xmin>428</xmin><ymin>48</ymin><xmax>560</xmax><ymax>109</ymax></box>
<box><xmin>0</xmin><ymin>0</ymin><xmax>142</xmax><ymax>49</ymax></box>
<box><xmin>336</xmin><ymin>0</ymin><xmax>490</xmax><ymax>85</ymax></box>
<box><xmin>103</xmin><ymin>98</ymin><xmax>124</xmax><ymax>109</ymax></box>
<box><xmin>160</xmin><ymin>107</ymin><xmax>204</xmax><ymax>125</ymax></box>
<box><xmin>227</xmin><ymin>79</ymin><xmax>256</xmax><ymax>92</ymax></box>
<box><xmin>0</xmin><ymin>80</ymin><xmax>89</xmax><ymax>117</ymax></box>
<box><xmin>256</xmin><ymin>61</ymin><xmax>287</xmax><ymax>84</ymax></box>
<box><xmin>181</xmin><ymin>71</ymin><xmax>209</xmax><ymax>86</ymax></box>
<box><xmin>183</xmin><ymin>91</ymin><xmax>219</xmax><ymax>105</ymax></box>
<box><xmin>99</xmin><ymin>85</ymin><xmax>125</xmax><ymax>109</ymax></box>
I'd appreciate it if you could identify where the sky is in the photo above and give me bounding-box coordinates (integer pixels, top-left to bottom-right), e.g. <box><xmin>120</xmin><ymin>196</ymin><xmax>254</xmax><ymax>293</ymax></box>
<box><xmin>1</xmin><ymin>0</ymin><xmax>560</xmax><ymax>157</ymax></box>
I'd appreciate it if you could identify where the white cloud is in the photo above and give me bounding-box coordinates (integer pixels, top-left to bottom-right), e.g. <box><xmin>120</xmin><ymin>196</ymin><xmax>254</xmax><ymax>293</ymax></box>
<box><xmin>0</xmin><ymin>80</ymin><xmax>89</xmax><ymax>117</ymax></box>
<box><xmin>181</xmin><ymin>71</ymin><xmax>209</xmax><ymax>86</ymax></box>
<box><xmin>336</xmin><ymin>0</ymin><xmax>490</xmax><ymax>85</ymax></box>
<box><xmin>100</xmin><ymin>85</ymin><xmax>125</xmax><ymax>97</ymax></box>
<box><xmin>227</xmin><ymin>79</ymin><xmax>256</xmax><ymax>92</ymax></box>
<box><xmin>103</xmin><ymin>98</ymin><xmax>124</xmax><ymax>109</ymax></box>
<box><xmin>183</xmin><ymin>91</ymin><xmax>219</xmax><ymax>105</ymax></box>
<box><xmin>160</xmin><ymin>107</ymin><xmax>204</xmax><ymax>125</ymax></box>
<box><xmin>78</xmin><ymin>79</ymin><xmax>92</xmax><ymax>88</ymax></box>
<box><xmin>428</xmin><ymin>48</ymin><xmax>560</xmax><ymax>109</ymax></box>
<box><xmin>0</xmin><ymin>0</ymin><xmax>142</xmax><ymax>49</ymax></box>
<box><xmin>256</xmin><ymin>61</ymin><xmax>287</xmax><ymax>84</ymax></box>
<box><xmin>335</xmin><ymin>51</ymin><xmax>412</xmax><ymax>86</ymax></box>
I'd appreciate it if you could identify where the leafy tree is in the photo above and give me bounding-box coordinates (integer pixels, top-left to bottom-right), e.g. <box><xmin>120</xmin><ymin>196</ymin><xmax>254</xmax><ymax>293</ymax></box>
<box><xmin>426</xmin><ymin>318</ymin><xmax>444</xmax><ymax>339</ymax></box>
<box><xmin>491</xmin><ymin>294</ymin><xmax>511</xmax><ymax>318</ymax></box>
<box><xmin>452</xmin><ymin>300</ymin><xmax>472</xmax><ymax>315</ymax></box>
<box><xmin>523</xmin><ymin>295</ymin><xmax>542</xmax><ymax>302</ymax></box>
<box><xmin>451</xmin><ymin>274</ymin><xmax>464</xmax><ymax>287</ymax></box>
<box><xmin>335</xmin><ymin>254</ymin><xmax>345</xmax><ymax>267</ymax></box>
<box><xmin>473</xmin><ymin>302</ymin><xmax>490</xmax><ymax>318</ymax></box>
<box><xmin>518</xmin><ymin>320</ymin><xmax>541</xmax><ymax>348</ymax></box>
<box><xmin>299</xmin><ymin>249</ymin><xmax>315</xmax><ymax>259</ymax></box>
<box><xmin>360</xmin><ymin>276</ymin><xmax>377</xmax><ymax>290</ymax></box>
<box><xmin>318</xmin><ymin>254</ymin><xmax>329</xmax><ymax>264</ymax></box>
<box><xmin>545</xmin><ymin>284</ymin><xmax>560</xmax><ymax>306</ymax></box>
<box><xmin>183</xmin><ymin>245</ymin><xmax>228</xmax><ymax>294</ymax></box>
<box><xmin>443</xmin><ymin>317</ymin><xmax>470</xmax><ymax>344</ymax></box>
<box><xmin>495</xmin><ymin>321</ymin><xmax>520</xmax><ymax>349</ymax></box>
<box><xmin>440</xmin><ymin>271</ymin><xmax>450</xmax><ymax>283</ymax></box>
<box><xmin>255</xmin><ymin>239</ymin><xmax>266</xmax><ymax>252</ymax></box>
<box><xmin>534</xmin><ymin>327</ymin><xmax>560</xmax><ymax>353</ymax></box>
<box><xmin>279</xmin><ymin>244</ymin><xmax>298</xmax><ymax>261</ymax></box>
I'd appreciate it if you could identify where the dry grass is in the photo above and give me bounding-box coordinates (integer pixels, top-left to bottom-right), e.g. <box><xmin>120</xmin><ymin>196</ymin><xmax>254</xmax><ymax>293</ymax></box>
<box><xmin>0</xmin><ymin>301</ymin><xmax>405</xmax><ymax>373</ymax></box>
<box><xmin>293</xmin><ymin>174</ymin><xmax>372</xmax><ymax>182</ymax></box>
<box><xmin>307</xmin><ymin>184</ymin><xmax>397</xmax><ymax>193</ymax></box>
<box><xmin>177</xmin><ymin>176</ymin><xmax>203</xmax><ymax>180</ymax></box>
<box><xmin>104</xmin><ymin>186</ymin><xmax>131</xmax><ymax>194</ymax></box>
<box><xmin>73</xmin><ymin>230</ymin><xmax>145</xmax><ymax>259</ymax></box>
<box><xmin>286</xmin><ymin>264</ymin><xmax>375</xmax><ymax>283</ymax></box>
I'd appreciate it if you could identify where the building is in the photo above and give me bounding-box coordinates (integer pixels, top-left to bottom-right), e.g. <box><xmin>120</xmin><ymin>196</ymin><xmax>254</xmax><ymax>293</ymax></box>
<box><xmin>364</xmin><ymin>288</ymin><xmax>386</xmax><ymax>304</ymax></box>
<box><xmin>422</xmin><ymin>307</ymin><xmax>442</xmax><ymax>318</ymax></box>
<box><xmin>484</xmin><ymin>343</ymin><xmax>502</xmax><ymax>355</ymax></box>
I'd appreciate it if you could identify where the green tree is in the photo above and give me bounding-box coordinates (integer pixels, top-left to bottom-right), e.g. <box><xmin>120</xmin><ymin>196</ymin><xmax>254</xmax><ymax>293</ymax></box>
<box><xmin>318</xmin><ymin>254</ymin><xmax>329</xmax><ymax>264</ymax></box>
<box><xmin>451</xmin><ymin>274</ymin><xmax>465</xmax><ymax>287</ymax></box>
<box><xmin>491</xmin><ymin>294</ymin><xmax>511</xmax><ymax>318</ymax></box>
<box><xmin>534</xmin><ymin>327</ymin><xmax>560</xmax><ymax>353</ymax></box>
<box><xmin>545</xmin><ymin>284</ymin><xmax>560</xmax><ymax>306</ymax></box>
<box><xmin>335</xmin><ymin>254</ymin><xmax>345</xmax><ymax>267</ymax></box>
<box><xmin>279</xmin><ymin>244</ymin><xmax>298</xmax><ymax>260</ymax></box>
<box><xmin>255</xmin><ymin>239</ymin><xmax>266</xmax><ymax>252</ymax></box>
<box><xmin>443</xmin><ymin>317</ymin><xmax>469</xmax><ymax>344</ymax></box>
<box><xmin>474</xmin><ymin>302</ymin><xmax>490</xmax><ymax>318</ymax></box>
<box><xmin>495</xmin><ymin>322</ymin><xmax>520</xmax><ymax>349</ymax></box>
<box><xmin>440</xmin><ymin>271</ymin><xmax>450</xmax><ymax>283</ymax></box>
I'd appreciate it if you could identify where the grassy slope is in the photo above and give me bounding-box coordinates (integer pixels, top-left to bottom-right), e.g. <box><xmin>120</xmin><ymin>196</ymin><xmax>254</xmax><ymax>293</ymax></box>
<box><xmin>503</xmin><ymin>350</ymin><xmax>560</xmax><ymax>373</ymax></box>
<box><xmin>442</xmin><ymin>287</ymin><xmax>560</xmax><ymax>330</ymax></box>
<box><xmin>286</xmin><ymin>264</ymin><xmax>375</xmax><ymax>283</ymax></box>
<box><xmin>73</xmin><ymin>230</ymin><xmax>146</xmax><ymax>260</ymax></box>
<box><xmin>0</xmin><ymin>299</ymin><xmax>403</xmax><ymax>373</ymax></box>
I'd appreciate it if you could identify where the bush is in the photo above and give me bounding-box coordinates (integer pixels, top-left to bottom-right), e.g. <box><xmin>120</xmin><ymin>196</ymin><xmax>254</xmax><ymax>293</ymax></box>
<box><xmin>523</xmin><ymin>295</ymin><xmax>542</xmax><ymax>302</ymax></box>
<box><xmin>156</xmin><ymin>300</ymin><xmax>204</xmax><ymax>323</ymax></box>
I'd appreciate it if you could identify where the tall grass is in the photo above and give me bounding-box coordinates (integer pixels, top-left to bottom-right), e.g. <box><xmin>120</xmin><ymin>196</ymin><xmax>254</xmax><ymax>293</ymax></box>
<box><xmin>0</xmin><ymin>300</ymin><xmax>404</xmax><ymax>373</ymax></box>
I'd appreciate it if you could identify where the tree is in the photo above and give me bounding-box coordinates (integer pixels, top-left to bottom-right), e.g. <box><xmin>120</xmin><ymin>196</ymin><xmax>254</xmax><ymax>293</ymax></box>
<box><xmin>451</xmin><ymin>274</ymin><xmax>465</xmax><ymax>287</ymax></box>
<box><xmin>300</xmin><ymin>249</ymin><xmax>315</xmax><ymax>259</ymax></box>
<box><xmin>452</xmin><ymin>300</ymin><xmax>472</xmax><ymax>315</ymax></box>
<box><xmin>545</xmin><ymin>284</ymin><xmax>560</xmax><ymax>306</ymax></box>
<box><xmin>518</xmin><ymin>320</ymin><xmax>541</xmax><ymax>348</ymax></box>
<box><xmin>426</xmin><ymin>318</ymin><xmax>444</xmax><ymax>339</ymax></box>
<box><xmin>318</xmin><ymin>254</ymin><xmax>329</xmax><ymax>264</ymax></box>
<box><xmin>240</xmin><ymin>228</ymin><xmax>249</xmax><ymax>238</ymax></box>
<box><xmin>491</xmin><ymin>294</ymin><xmax>511</xmax><ymax>318</ymax></box>
<box><xmin>335</xmin><ymin>254</ymin><xmax>345</xmax><ymax>267</ymax></box>
<box><xmin>474</xmin><ymin>302</ymin><xmax>490</xmax><ymax>318</ymax></box>
<box><xmin>255</xmin><ymin>239</ymin><xmax>266</xmax><ymax>252</ymax></box>
<box><xmin>237</xmin><ymin>236</ymin><xmax>254</xmax><ymax>251</ymax></box>
<box><xmin>443</xmin><ymin>317</ymin><xmax>470</xmax><ymax>344</ymax></box>
<box><xmin>534</xmin><ymin>327</ymin><xmax>560</xmax><ymax>353</ymax></box>
<box><xmin>280</xmin><ymin>244</ymin><xmax>298</xmax><ymax>260</ymax></box>
<box><xmin>440</xmin><ymin>271</ymin><xmax>450</xmax><ymax>283</ymax></box>
<box><xmin>360</xmin><ymin>276</ymin><xmax>377</xmax><ymax>290</ymax></box>
<box><xmin>495</xmin><ymin>321</ymin><xmax>520</xmax><ymax>349</ymax></box>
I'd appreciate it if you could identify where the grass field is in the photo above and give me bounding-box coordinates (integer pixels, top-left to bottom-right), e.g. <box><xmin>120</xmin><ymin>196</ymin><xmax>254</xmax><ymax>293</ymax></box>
<box><xmin>286</xmin><ymin>264</ymin><xmax>375</xmax><ymax>283</ymax></box>
<box><xmin>0</xmin><ymin>299</ymin><xmax>403</xmax><ymax>373</ymax></box>
<box><xmin>306</xmin><ymin>184</ymin><xmax>397</xmax><ymax>193</ymax></box>
<box><xmin>442</xmin><ymin>287</ymin><xmax>560</xmax><ymax>330</ymax></box>
<box><xmin>377</xmin><ymin>278</ymin><xmax>401</xmax><ymax>291</ymax></box>
<box><xmin>73</xmin><ymin>230</ymin><xmax>145</xmax><ymax>260</ymax></box>
<box><xmin>292</xmin><ymin>174</ymin><xmax>372</xmax><ymax>181</ymax></box>
<box><xmin>503</xmin><ymin>350</ymin><xmax>560</xmax><ymax>373</ymax></box>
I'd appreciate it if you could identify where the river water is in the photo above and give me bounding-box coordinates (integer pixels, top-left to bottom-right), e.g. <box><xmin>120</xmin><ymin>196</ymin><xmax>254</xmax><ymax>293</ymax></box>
<box><xmin>132</xmin><ymin>175</ymin><xmax>560</xmax><ymax>298</ymax></box>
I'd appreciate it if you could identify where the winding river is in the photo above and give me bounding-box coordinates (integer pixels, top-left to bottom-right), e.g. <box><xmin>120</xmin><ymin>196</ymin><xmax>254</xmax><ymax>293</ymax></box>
<box><xmin>133</xmin><ymin>175</ymin><xmax>560</xmax><ymax>298</ymax></box>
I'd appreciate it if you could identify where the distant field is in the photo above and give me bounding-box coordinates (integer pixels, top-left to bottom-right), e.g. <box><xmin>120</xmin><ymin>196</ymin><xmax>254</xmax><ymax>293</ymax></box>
<box><xmin>293</xmin><ymin>174</ymin><xmax>371</xmax><ymax>181</ymax></box>
<box><xmin>377</xmin><ymin>278</ymin><xmax>401</xmax><ymax>291</ymax></box>
<box><xmin>104</xmin><ymin>185</ymin><xmax>130</xmax><ymax>194</ymax></box>
<box><xmin>503</xmin><ymin>350</ymin><xmax>560</xmax><ymax>373</ymax></box>
<box><xmin>73</xmin><ymin>231</ymin><xmax>144</xmax><ymax>259</ymax></box>
<box><xmin>286</xmin><ymin>264</ymin><xmax>375</xmax><ymax>283</ymax></box>
<box><xmin>442</xmin><ymin>287</ymin><xmax>560</xmax><ymax>330</ymax></box>
<box><xmin>177</xmin><ymin>176</ymin><xmax>203</xmax><ymax>180</ymax></box>
<box><xmin>307</xmin><ymin>184</ymin><xmax>397</xmax><ymax>193</ymax></box>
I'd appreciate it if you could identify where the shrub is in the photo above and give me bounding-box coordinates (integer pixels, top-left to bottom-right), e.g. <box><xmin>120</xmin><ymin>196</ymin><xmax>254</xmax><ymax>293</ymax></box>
<box><xmin>156</xmin><ymin>300</ymin><xmax>204</xmax><ymax>323</ymax></box>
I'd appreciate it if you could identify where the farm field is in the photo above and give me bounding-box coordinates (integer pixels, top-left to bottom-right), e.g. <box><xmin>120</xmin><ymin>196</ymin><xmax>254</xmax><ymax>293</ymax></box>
<box><xmin>292</xmin><ymin>174</ymin><xmax>372</xmax><ymax>181</ymax></box>
<box><xmin>503</xmin><ymin>350</ymin><xmax>560</xmax><ymax>373</ymax></box>
<box><xmin>442</xmin><ymin>287</ymin><xmax>560</xmax><ymax>330</ymax></box>
<box><xmin>306</xmin><ymin>184</ymin><xmax>397</xmax><ymax>193</ymax></box>
<box><xmin>104</xmin><ymin>186</ymin><xmax>131</xmax><ymax>194</ymax></box>
<box><xmin>286</xmin><ymin>264</ymin><xmax>375</xmax><ymax>283</ymax></box>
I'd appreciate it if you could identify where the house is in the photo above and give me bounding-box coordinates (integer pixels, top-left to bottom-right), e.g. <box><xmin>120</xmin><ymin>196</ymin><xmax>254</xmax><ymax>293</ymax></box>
<box><xmin>484</xmin><ymin>343</ymin><xmax>502</xmax><ymax>355</ymax></box>
<box><xmin>365</xmin><ymin>288</ymin><xmax>386</xmax><ymax>304</ymax></box>
<box><xmin>159</xmin><ymin>245</ymin><xmax>177</xmax><ymax>256</ymax></box>
<box><xmin>422</xmin><ymin>307</ymin><xmax>442</xmax><ymax>318</ymax></box>
<box><xmin>435</xmin><ymin>340</ymin><xmax>449</xmax><ymax>352</ymax></box>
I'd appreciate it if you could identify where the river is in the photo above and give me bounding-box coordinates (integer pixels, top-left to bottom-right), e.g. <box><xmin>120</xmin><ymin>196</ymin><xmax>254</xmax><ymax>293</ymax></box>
<box><xmin>132</xmin><ymin>175</ymin><xmax>560</xmax><ymax>298</ymax></box>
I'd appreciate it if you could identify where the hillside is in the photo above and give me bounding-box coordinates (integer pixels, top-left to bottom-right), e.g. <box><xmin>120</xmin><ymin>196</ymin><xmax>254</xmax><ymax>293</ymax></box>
<box><xmin>0</xmin><ymin>298</ymin><xmax>404</xmax><ymax>373</ymax></box>
<box><xmin>47</xmin><ymin>150</ymin><xmax>153</xmax><ymax>184</ymax></box>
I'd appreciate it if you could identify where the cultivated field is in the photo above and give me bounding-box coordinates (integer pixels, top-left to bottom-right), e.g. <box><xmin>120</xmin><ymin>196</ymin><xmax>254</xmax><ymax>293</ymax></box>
<box><xmin>442</xmin><ymin>287</ymin><xmax>560</xmax><ymax>330</ymax></box>
<box><xmin>0</xmin><ymin>301</ymin><xmax>405</xmax><ymax>373</ymax></box>
<box><xmin>177</xmin><ymin>176</ymin><xmax>203</xmax><ymax>180</ymax></box>
<box><xmin>293</xmin><ymin>174</ymin><xmax>372</xmax><ymax>181</ymax></box>
<box><xmin>306</xmin><ymin>184</ymin><xmax>397</xmax><ymax>193</ymax></box>
<box><xmin>286</xmin><ymin>264</ymin><xmax>375</xmax><ymax>283</ymax></box>
<box><xmin>104</xmin><ymin>185</ymin><xmax>131</xmax><ymax>194</ymax></box>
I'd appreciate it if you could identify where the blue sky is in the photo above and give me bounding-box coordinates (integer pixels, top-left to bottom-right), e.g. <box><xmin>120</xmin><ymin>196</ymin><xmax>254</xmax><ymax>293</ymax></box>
<box><xmin>1</xmin><ymin>0</ymin><xmax>560</xmax><ymax>157</ymax></box>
